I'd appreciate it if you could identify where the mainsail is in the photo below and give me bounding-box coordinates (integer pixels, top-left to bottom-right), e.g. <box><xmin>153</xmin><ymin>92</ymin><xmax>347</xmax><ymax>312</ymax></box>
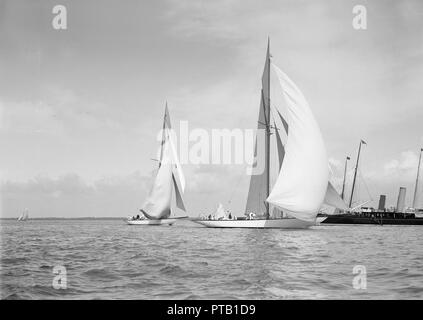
<box><xmin>267</xmin><ymin>63</ymin><xmax>329</xmax><ymax>222</ymax></box>
<box><xmin>141</xmin><ymin>106</ymin><xmax>186</xmax><ymax>219</ymax></box>
<box><xmin>244</xmin><ymin>97</ymin><xmax>269</xmax><ymax>216</ymax></box>
<box><xmin>244</xmin><ymin>41</ymin><xmax>271</xmax><ymax>217</ymax></box>
<box><xmin>161</xmin><ymin>104</ymin><xmax>186</xmax><ymax>193</ymax></box>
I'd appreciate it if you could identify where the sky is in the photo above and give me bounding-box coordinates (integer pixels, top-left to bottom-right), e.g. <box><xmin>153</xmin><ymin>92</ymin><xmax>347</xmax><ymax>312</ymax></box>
<box><xmin>1</xmin><ymin>0</ymin><xmax>422</xmax><ymax>217</ymax></box>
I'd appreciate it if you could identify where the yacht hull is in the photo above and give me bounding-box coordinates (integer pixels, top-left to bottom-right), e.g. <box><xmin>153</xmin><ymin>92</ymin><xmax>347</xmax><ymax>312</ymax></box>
<box><xmin>192</xmin><ymin>218</ymin><xmax>314</xmax><ymax>229</ymax></box>
<box><xmin>126</xmin><ymin>218</ymin><xmax>177</xmax><ymax>226</ymax></box>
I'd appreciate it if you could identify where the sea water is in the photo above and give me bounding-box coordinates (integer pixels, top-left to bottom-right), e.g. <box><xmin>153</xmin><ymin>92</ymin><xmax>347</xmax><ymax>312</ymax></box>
<box><xmin>0</xmin><ymin>219</ymin><xmax>422</xmax><ymax>299</ymax></box>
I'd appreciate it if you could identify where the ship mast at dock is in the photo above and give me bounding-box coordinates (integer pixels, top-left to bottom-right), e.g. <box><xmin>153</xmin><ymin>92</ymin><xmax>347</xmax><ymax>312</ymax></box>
<box><xmin>341</xmin><ymin>156</ymin><xmax>350</xmax><ymax>200</ymax></box>
<box><xmin>349</xmin><ymin>140</ymin><xmax>366</xmax><ymax>208</ymax></box>
<box><xmin>412</xmin><ymin>148</ymin><xmax>423</xmax><ymax>209</ymax></box>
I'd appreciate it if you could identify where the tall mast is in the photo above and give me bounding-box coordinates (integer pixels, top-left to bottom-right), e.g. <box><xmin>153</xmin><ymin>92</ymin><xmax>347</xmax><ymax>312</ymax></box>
<box><xmin>159</xmin><ymin>102</ymin><xmax>171</xmax><ymax>166</ymax></box>
<box><xmin>349</xmin><ymin>140</ymin><xmax>366</xmax><ymax>208</ymax></box>
<box><xmin>341</xmin><ymin>156</ymin><xmax>350</xmax><ymax>200</ymax></box>
<box><xmin>265</xmin><ymin>37</ymin><xmax>271</xmax><ymax>218</ymax></box>
<box><xmin>412</xmin><ymin>148</ymin><xmax>423</xmax><ymax>209</ymax></box>
<box><xmin>244</xmin><ymin>39</ymin><xmax>272</xmax><ymax>218</ymax></box>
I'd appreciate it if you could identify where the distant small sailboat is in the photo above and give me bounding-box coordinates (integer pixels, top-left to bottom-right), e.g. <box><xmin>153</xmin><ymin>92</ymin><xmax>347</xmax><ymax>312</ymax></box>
<box><xmin>127</xmin><ymin>104</ymin><xmax>187</xmax><ymax>226</ymax></box>
<box><xmin>412</xmin><ymin>148</ymin><xmax>423</xmax><ymax>215</ymax></box>
<box><xmin>17</xmin><ymin>208</ymin><xmax>29</xmax><ymax>221</ymax></box>
<box><xmin>193</xmin><ymin>40</ymin><xmax>346</xmax><ymax>229</ymax></box>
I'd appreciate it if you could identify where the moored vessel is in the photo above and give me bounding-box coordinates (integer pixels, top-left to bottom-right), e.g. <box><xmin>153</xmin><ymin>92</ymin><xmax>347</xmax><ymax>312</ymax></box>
<box><xmin>320</xmin><ymin>148</ymin><xmax>423</xmax><ymax>225</ymax></box>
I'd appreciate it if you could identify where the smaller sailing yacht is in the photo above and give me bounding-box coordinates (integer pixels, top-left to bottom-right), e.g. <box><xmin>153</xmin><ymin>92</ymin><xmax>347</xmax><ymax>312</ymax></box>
<box><xmin>17</xmin><ymin>208</ymin><xmax>29</xmax><ymax>221</ymax></box>
<box><xmin>127</xmin><ymin>104</ymin><xmax>187</xmax><ymax>226</ymax></box>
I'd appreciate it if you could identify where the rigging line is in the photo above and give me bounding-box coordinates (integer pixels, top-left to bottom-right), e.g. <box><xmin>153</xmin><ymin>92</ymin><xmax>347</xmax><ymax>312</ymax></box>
<box><xmin>270</xmin><ymin>103</ymin><xmax>290</xmax><ymax>135</ymax></box>
<box><xmin>227</xmin><ymin>169</ymin><xmax>249</xmax><ymax>206</ymax></box>
<box><xmin>358</xmin><ymin>168</ymin><xmax>374</xmax><ymax>201</ymax></box>
<box><xmin>257</xmin><ymin>121</ymin><xmax>278</xmax><ymax>131</ymax></box>
<box><xmin>269</xmin><ymin>105</ymin><xmax>281</xmax><ymax>133</ymax></box>
<box><xmin>319</xmin><ymin>206</ymin><xmax>330</xmax><ymax>214</ymax></box>
<box><xmin>261</xmin><ymin>91</ymin><xmax>270</xmax><ymax>129</ymax></box>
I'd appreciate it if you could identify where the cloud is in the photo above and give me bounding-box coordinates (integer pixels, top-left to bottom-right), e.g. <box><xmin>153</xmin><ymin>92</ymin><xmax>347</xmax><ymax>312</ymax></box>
<box><xmin>383</xmin><ymin>150</ymin><xmax>419</xmax><ymax>180</ymax></box>
<box><xmin>328</xmin><ymin>157</ymin><xmax>343</xmax><ymax>174</ymax></box>
<box><xmin>0</xmin><ymin>166</ymin><xmax>249</xmax><ymax>218</ymax></box>
<box><xmin>187</xmin><ymin>164</ymin><xmax>245</xmax><ymax>193</ymax></box>
<box><xmin>0</xmin><ymin>85</ymin><xmax>126</xmax><ymax>136</ymax></box>
<box><xmin>1</xmin><ymin>99</ymin><xmax>65</xmax><ymax>135</ymax></box>
<box><xmin>0</xmin><ymin>172</ymin><xmax>153</xmax><ymax>218</ymax></box>
<box><xmin>2</xmin><ymin>174</ymin><xmax>92</xmax><ymax>197</ymax></box>
<box><xmin>163</xmin><ymin>0</ymin><xmax>248</xmax><ymax>42</ymax></box>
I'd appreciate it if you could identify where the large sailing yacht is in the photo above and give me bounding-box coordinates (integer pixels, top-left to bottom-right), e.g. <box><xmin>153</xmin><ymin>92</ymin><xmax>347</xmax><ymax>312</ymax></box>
<box><xmin>127</xmin><ymin>104</ymin><xmax>187</xmax><ymax>226</ymax></box>
<box><xmin>193</xmin><ymin>40</ymin><xmax>346</xmax><ymax>229</ymax></box>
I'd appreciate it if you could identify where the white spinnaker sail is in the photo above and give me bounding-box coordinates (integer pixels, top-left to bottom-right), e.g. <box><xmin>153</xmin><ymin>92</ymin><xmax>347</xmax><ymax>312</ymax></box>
<box><xmin>141</xmin><ymin>140</ymin><xmax>173</xmax><ymax>219</ymax></box>
<box><xmin>324</xmin><ymin>182</ymin><xmax>348</xmax><ymax>211</ymax></box>
<box><xmin>267</xmin><ymin>63</ymin><xmax>328</xmax><ymax>222</ymax></box>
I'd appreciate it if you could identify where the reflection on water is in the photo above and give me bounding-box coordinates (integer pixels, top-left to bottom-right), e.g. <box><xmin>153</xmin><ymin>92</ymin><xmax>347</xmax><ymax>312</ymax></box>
<box><xmin>1</xmin><ymin>219</ymin><xmax>422</xmax><ymax>299</ymax></box>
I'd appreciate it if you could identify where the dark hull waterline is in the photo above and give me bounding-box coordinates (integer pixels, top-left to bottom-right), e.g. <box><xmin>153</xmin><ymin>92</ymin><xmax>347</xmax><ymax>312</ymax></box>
<box><xmin>321</xmin><ymin>214</ymin><xmax>423</xmax><ymax>225</ymax></box>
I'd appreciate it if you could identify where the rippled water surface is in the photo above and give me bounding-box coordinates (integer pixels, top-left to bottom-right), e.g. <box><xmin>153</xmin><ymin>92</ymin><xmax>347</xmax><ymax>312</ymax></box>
<box><xmin>1</xmin><ymin>219</ymin><xmax>422</xmax><ymax>299</ymax></box>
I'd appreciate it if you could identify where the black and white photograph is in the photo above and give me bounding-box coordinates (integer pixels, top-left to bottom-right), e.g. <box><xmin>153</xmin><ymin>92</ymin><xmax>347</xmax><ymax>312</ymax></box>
<box><xmin>1</xmin><ymin>0</ymin><xmax>422</xmax><ymax>307</ymax></box>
